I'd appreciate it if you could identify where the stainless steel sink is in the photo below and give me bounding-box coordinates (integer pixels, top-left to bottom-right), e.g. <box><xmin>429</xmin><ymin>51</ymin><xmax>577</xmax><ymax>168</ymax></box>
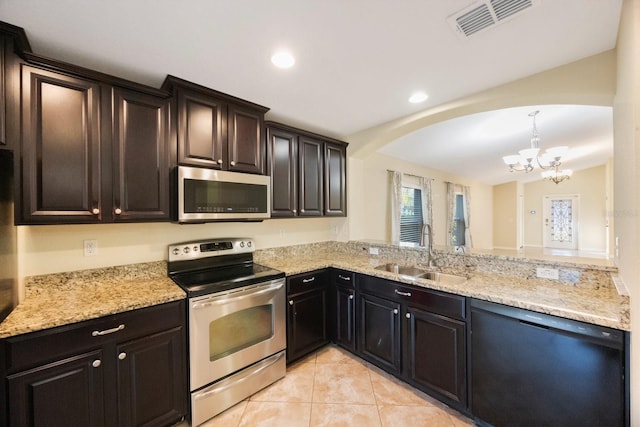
<box><xmin>374</xmin><ymin>263</ymin><xmax>466</xmax><ymax>283</ymax></box>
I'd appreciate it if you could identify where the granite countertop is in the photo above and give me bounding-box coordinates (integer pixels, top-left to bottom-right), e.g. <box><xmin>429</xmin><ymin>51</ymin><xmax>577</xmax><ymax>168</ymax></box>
<box><xmin>256</xmin><ymin>251</ymin><xmax>630</xmax><ymax>331</ymax></box>
<box><xmin>0</xmin><ymin>247</ymin><xmax>629</xmax><ymax>340</ymax></box>
<box><xmin>0</xmin><ymin>261</ymin><xmax>185</xmax><ymax>339</ymax></box>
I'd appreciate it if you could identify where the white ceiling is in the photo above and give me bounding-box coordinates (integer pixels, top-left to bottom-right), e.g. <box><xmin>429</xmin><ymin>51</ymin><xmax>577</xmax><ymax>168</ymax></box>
<box><xmin>378</xmin><ymin>105</ymin><xmax>614</xmax><ymax>185</ymax></box>
<box><xmin>0</xmin><ymin>0</ymin><xmax>622</xmax><ymax>183</ymax></box>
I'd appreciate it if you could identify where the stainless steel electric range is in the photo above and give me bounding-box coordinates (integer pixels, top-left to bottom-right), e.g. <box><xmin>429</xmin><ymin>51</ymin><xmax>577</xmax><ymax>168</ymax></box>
<box><xmin>168</xmin><ymin>238</ymin><xmax>286</xmax><ymax>426</ymax></box>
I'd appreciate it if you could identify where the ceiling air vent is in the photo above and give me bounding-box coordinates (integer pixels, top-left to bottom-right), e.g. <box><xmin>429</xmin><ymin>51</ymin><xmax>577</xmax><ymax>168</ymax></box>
<box><xmin>447</xmin><ymin>0</ymin><xmax>539</xmax><ymax>38</ymax></box>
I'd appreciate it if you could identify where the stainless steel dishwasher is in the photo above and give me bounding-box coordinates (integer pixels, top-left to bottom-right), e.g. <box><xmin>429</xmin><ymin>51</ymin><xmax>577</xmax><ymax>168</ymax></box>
<box><xmin>470</xmin><ymin>299</ymin><xmax>628</xmax><ymax>427</ymax></box>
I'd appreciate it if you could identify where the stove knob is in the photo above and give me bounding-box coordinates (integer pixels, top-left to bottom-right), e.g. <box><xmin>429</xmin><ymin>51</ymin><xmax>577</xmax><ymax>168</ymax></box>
<box><xmin>193</xmin><ymin>246</ymin><xmax>199</xmax><ymax>252</ymax></box>
<box><xmin>240</xmin><ymin>241</ymin><xmax>245</xmax><ymax>248</ymax></box>
<box><xmin>247</xmin><ymin>241</ymin><xmax>252</xmax><ymax>248</ymax></box>
<box><xmin>172</xmin><ymin>248</ymin><xmax>180</xmax><ymax>256</ymax></box>
<box><xmin>183</xmin><ymin>247</ymin><xmax>190</xmax><ymax>254</ymax></box>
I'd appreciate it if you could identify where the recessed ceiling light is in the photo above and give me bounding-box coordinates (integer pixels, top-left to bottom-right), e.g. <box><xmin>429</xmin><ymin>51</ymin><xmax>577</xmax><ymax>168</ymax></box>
<box><xmin>409</xmin><ymin>92</ymin><xmax>429</xmax><ymax>104</ymax></box>
<box><xmin>271</xmin><ymin>51</ymin><xmax>295</xmax><ymax>69</ymax></box>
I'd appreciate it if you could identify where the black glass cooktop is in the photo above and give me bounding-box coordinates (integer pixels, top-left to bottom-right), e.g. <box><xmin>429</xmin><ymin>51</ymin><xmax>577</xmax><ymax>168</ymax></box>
<box><xmin>170</xmin><ymin>263</ymin><xmax>284</xmax><ymax>298</ymax></box>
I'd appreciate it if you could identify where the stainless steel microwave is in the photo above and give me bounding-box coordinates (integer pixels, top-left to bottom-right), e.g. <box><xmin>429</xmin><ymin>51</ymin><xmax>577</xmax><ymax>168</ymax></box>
<box><xmin>175</xmin><ymin>166</ymin><xmax>270</xmax><ymax>223</ymax></box>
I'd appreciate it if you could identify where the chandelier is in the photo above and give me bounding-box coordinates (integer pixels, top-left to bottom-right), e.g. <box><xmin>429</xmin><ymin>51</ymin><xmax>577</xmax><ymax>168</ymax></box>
<box><xmin>502</xmin><ymin>110</ymin><xmax>572</xmax><ymax>183</ymax></box>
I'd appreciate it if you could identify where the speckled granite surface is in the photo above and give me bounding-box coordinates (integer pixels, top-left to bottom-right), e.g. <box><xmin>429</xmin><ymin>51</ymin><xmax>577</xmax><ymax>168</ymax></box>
<box><xmin>255</xmin><ymin>243</ymin><xmax>630</xmax><ymax>331</ymax></box>
<box><xmin>0</xmin><ymin>241</ymin><xmax>629</xmax><ymax>340</ymax></box>
<box><xmin>0</xmin><ymin>261</ymin><xmax>185</xmax><ymax>339</ymax></box>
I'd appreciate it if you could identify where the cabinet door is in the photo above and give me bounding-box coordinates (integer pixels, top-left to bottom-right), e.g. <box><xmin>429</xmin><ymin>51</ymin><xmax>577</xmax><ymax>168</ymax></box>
<box><xmin>0</xmin><ymin>37</ymin><xmax>7</xmax><ymax>146</ymax></box>
<box><xmin>405</xmin><ymin>307</ymin><xmax>467</xmax><ymax>407</ymax></box>
<box><xmin>298</xmin><ymin>136</ymin><xmax>323</xmax><ymax>216</ymax></box>
<box><xmin>267</xmin><ymin>126</ymin><xmax>298</xmax><ymax>217</ymax></box>
<box><xmin>334</xmin><ymin>286</ymin><xmax>356</xmax><ymax>352</ymax></box>
<box><xmin>324</xmin><ymin>142</ymin><xmax>347</xmax><ymax>216</ymax></box>
<box><xmin>357</xmin><ymin>293</ymin><xmax>401</xmax><ymax>374</ymax></box>
<box><xmin>112</xmin><ymin>88</ymin><xmax>171</xmax><ymax>221</ymax></box>
<box><xmin>116</xmin><ymin>327</ymin><xmax>186</xmax><ymax>427</ymax></box>
<box><xmin>228</xmin><ymin>103</ymin><xmax>265</xmax><ymax>174</ymax></box>
<box><xmin>287</xmin><ymin>289</ymin><xmax>328</xmax><ymax>362</ymax></box>
<box><xmin>7</xmin><ymin>350</ymin><xmax>105</xmax><ymax>427</ymax></box>
<box><xmin>176</xmin><ymin>88</ymin><xmax>226</xmax><ymax>169</ymax></box>
<box><xmin>21</xmin><ymin>65</ymin><xmax>102</xmax><ymax>223</ymax></box>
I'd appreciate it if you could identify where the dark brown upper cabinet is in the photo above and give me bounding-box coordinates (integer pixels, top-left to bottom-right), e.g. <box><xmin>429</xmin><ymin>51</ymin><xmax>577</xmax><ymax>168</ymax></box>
<box><xmin>0</xmin><ymin>22</ymin><xmax>29</xmax><ymax>149</ymax></box>
<box><xmin>324</xmin><ymin>142</ymin><xmax>347</xmax><ymax>216</ymax></box>
<box><xmin>266</xmin><ymin>122</ymin><xmax>347</xmax><ymax>218</ymax></box>
<box><xmin>267</xmin><ymin>126</ymin><xmax>298</xmax><ymax>217</ymax></box>
<box><xmin>19</xmin><ymin>61</ymin><xmax>172</xmax><ymax>224</ymax></box>
<box><xmin>110</xmin><ymin>87</ymin><xmax>171</xmax><ymax>222</ymax></box>
<box><xmin>163</xmin><ymin>76</ymin><xmax>269</xmax><ymax>175</ymax></box>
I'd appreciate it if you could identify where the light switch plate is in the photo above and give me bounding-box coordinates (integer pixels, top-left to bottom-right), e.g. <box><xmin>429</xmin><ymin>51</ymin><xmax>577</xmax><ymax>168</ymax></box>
<box><xmin>369</xmin><ymin>247</ymin><xmax>379</xmax><ymax>255</ymax></box>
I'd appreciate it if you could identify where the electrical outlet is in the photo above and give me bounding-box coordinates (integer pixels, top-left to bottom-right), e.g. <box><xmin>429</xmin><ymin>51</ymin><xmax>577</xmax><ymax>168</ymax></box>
<box><xmin>536</xmin><ymin>267</ymin><xmax>559</xmax><ymax>280</ymax></box>
<box><xmin>84</xmin><ymin>239</ymin><xmax>98</xmax><ymax>256</ymax></box>
<box><xmin>369</xmin><ymin>247</ymin><xmax>379</xmax><ymax>255</ymax></box>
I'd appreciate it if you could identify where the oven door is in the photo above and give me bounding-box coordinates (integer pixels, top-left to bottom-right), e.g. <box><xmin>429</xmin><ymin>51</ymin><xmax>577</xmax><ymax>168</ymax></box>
<box><xmin>188</xmin><ymin>278</ymin><xmax>286</xmax><ymax>391</ymax></box>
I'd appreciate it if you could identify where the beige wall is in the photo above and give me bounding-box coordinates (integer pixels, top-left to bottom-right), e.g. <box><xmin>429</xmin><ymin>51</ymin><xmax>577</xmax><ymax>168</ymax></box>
<box><xmin>16</xmin><ymin>216</ymin><xmax>347</xmax><ymax>281</ymax></box>
<box><xmin>523</xmin><ymin>165</ymin><xmax>608</xmax><ymax>252</ymax></box>
<box><xmin>614</xmin><ymin>0</ymin><xmax>640</xmax><ymax>423</ymax></box>
<box><xmin>493</xmin><ymin>181</ymin><xmax>518</xmax><ymax>249</ymax></box>
<box><xmin>347</xmin><ymin>152</ymin><xmax>493</xmax><ymax>249</ymax></box>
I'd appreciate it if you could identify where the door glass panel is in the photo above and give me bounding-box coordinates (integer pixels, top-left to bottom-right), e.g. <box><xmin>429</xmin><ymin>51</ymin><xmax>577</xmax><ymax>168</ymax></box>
<box><xmin>550</xmin><ymin>199</ymin><xmax>573</xmax><ymax>242</ymax></box>
<box><xmin>209</xmin><ymin>305</ymin><xmax>273</xmax><ymax>361</ymax></box>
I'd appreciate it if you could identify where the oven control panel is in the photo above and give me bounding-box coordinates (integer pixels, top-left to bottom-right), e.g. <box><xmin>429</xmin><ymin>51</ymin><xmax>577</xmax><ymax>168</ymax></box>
<box><xmin>168</xmin><ymin>238</ymin><xmax>254</xmax><ymax>261</ymax></box>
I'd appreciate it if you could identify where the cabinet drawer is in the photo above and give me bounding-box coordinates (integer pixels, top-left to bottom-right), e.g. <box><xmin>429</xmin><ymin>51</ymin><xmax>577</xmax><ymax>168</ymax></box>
<box><xmin>3</xmin><ymin>300</ymin><xmax>185</xmax><ymax>373</ymax></box>
<box><xmin>359</xmin><ymin>275</ymin><xmax>465</xmax><ymax>321</ymax></box>
<box><xmin>332</xmin><ymin>269</ymin><xmax>355</xmax><ymax>287</ymax></box>
<box><xmin>287</xmin><ymin>270</ymin><xmax>328</xmax><ymax>295</ymax></box>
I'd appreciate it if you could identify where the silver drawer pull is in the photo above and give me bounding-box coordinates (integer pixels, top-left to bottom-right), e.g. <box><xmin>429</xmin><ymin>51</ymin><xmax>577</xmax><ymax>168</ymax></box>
<box><xmin>92</xmin><ymin>324</ymin><xmax>125</xmax><ymax>337</ymax></box>
<box><xmin>302</xmin><ymin>277</ymin><xmax>315</xmax><ymax>283</ymax></box>
<box><xmin>338</xmin><ymin>275</ymin><xmax>351</xmax><ymax>281</ymax></box>
<box><xmin>92</xmin><ymin>359</ymin><xmax>101</xmax><ymax>368</ymax></box>
<box><xmin>118</xmin><ymin>352</ymin><xmax>127</xmax><ymax>360</ymax></box>
<box><xmin>406</xmin><ymin>313</ymin><xmax>411</xmax><ymax>319</ymax></box>
<box><xmin>394</xmin><ymin>289</ymin><xmax>412</xmax><ymax>297</ymax></box>
<box><xmin>393</xmin><ymin>309</ymin><xmax>398</xmax><ymax>315</ymax></box>
<box><xmin>349</xmin><ymin>295</ymin><xmax>354</xmax><ymax>300</ymax></box>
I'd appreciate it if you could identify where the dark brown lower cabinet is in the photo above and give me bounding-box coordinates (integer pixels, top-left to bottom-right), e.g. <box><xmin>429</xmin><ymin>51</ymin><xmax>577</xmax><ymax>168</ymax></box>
<box><xmin>356</xmin><ymin>274</ymin><xmax>468</xmax><ymax>411</ymax></box>
<box><xmin>116</xmin><ymin>328</ymin><xmax>185</xmax><ymax>426</ymax></box>
<box><xmin>286</xmin><ymin>270</ymin><xmax>328</xmax><ymax>363</ymax></box>
<box><xmin>405</xmin><ymin>307</ymin><xmax>467</xmax><ymax>408</ymax></box>
<box><xmin>357</xmin><ymin>293</ymin><xmax>401</xmax><ymax>374</ymax></box>
<box><xmin>334</xmin><ymin>285</ymin><xmax>356</xmax><ymax>352</ymax></box>
<box><xmin>1</xmin><ymin>301</ymin><xmax>187</xmax><ymax>427</ymax></box>
<box><xmin>7</xmin><ymin>350</ymin><xmax>105</xmax><ymax>427</ymax></box>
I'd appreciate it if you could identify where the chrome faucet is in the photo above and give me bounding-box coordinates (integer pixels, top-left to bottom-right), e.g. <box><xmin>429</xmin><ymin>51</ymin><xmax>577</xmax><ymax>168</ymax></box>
<box><xmin>420</xmin><ymin>223</ymin><xmax>435</xmax><ymax>267</ymax></box>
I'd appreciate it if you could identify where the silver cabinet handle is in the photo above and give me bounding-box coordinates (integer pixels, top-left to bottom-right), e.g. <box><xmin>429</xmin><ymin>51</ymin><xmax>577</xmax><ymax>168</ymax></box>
<box><xmin>114</xmin><ymin>208</ymin><xmax>122</xmax><ymax>215</ymax></box>
<box><xmin>289</xmin><ymin>300</ymin><xmax>294</xmax><ymax>305</ymax></box>
<box><xmin>406</xmin><ymin>313</ymin><xmax>411</xmax><ymax>319</ymax></box>
<box><xmin>92</xmin><ymin>359</ymin><xmax>101</xmax><ymax>368</ymax></box>
<box><xmin>394</xmin><ymin>289</ymin><xmax>412</xmax><ymax>297</ymax></box>
<box><xmin>338</xmin><ymin>275</ymin><xmax>351</xmax><ymax>281</ymax></box>
<box><xmin>92</xmin><ymin>208</ymin><xmax>100</xmax><ymax>215</ymax></box>
<box><xmin>349</xmin><ymin>294</ymin><xmax>354</xmax><ymax>300</ymax></box>
<box><xmin>302</xmin><ymin>277</ymin><xmax>315</xmax><ymax>283</ymax></box>
<box><xmin>118</xmin><ymin>352</ymin><xmax>127</xmax><ymax>360</ymax></box>
<box><xmin>393</xmin><ymin>309</ymin><xmax>398</xmax><ymax>315</ymax></box>
<box><xmin>230</xmin><ymin>161</ymin><xmax>236</xmax><ymax>166</ymax></box>
<box><xmin>92</xmin><ymin>324</ymin><xmax>125</xmax><ymax>337</ymax></box>
<box><xmin>217</xmin><ymin>159</ymin><xmax>223</xmax><ymax>164</ymax></box>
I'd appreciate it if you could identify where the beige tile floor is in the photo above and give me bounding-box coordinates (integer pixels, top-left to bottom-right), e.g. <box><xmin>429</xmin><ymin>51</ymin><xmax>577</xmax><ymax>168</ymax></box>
<box><xmin>199</xmin><ymin>345</ymin><xmax>474</xmax><ymax>427</ymax></box>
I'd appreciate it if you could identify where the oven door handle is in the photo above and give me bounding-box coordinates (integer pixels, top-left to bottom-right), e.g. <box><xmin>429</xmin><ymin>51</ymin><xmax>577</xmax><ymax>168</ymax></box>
<box><xmin>193</xmin><ymin>351</ymin><xmax>285</xmax><ymax>400</ymax></box>
<box><xmin>191</xmin><ymin>280</ymin><xmax>284</xmax><ymax>309</ymax></box>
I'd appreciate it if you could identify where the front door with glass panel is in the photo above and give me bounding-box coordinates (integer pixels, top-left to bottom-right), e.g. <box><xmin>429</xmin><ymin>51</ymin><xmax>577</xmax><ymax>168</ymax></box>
<box><xmin>543</xmin><ymin>195</ymin><xmax>579</xmax><ymax>250</ymax></box>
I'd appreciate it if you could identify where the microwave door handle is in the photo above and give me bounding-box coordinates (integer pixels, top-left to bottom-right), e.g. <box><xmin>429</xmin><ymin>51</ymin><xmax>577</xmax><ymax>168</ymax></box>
<box><xmin>191</xmin><ymin>280</ymin><xmax>284</xmax><ymax>310</ymax></box>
